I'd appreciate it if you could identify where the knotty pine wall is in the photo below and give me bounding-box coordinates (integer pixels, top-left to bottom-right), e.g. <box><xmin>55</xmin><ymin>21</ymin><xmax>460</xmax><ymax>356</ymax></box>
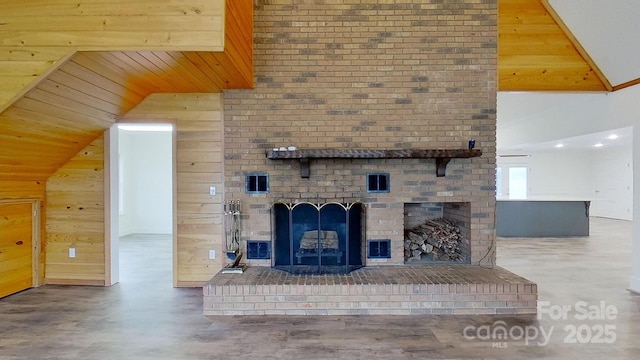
<box><xmin>45</xmin><ymin>136</ymin><xmax>106</xmax><ymax>285</ymax></box>
<box><xmin>39</xmin><ymin>93</ymin><xmax>223</xmax><ymax>286</ymax></box>
<box><xmin>0</xmin><ymin>0</ymin><xmax>226</xmax><ymax>110</ymax></box>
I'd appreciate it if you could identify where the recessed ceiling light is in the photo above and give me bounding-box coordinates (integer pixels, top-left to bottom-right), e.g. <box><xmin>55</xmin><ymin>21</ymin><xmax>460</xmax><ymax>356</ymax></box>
<box><xmin>118</xmin><ymin>124</ymin><xmax>173</xmax><ymax>132</ymax></box>
<box><xmin>607</xmin><ymin>134</ymin><xmax>618</xmax><ymax>140</ymax></box>
<box><xmin>594</xmin><ymin>143</ymin><xmax>604</xmax><ymax>148</ymax></box>
<box><xmin>555</xmin><ymin>144</ymin><xmax>564</xmax><ymax>148</ymax></box>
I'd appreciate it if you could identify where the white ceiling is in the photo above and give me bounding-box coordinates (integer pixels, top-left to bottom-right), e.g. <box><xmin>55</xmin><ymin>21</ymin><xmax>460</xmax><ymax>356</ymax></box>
<box><xmin>498</xmin><ymin>1</ymin><xmax>639</xmax><ymax>153</ymax></box>
<box><xmin>498</xmin><ymin>126</ymin><xmax>632</xmax><ymax>154</ymax></box>
<box><xmin>548</xmin><ymin>0</ymin><xmax>640</xmax><ymax>87</ymax></box>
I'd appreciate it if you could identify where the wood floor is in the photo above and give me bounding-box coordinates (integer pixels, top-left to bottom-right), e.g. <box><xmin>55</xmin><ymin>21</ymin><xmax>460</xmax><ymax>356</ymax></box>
<box><xmin>1</xmin><ymin>219</ymin><xmax>639</xmax><ymax>359</ymax></box>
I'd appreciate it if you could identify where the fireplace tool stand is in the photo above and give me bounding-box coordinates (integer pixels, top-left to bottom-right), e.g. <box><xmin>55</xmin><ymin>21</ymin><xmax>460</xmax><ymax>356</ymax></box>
<box><xmin>222</xmin><ymin>199</ymin><xmax>246</xmax><ymax>274</ymax></box>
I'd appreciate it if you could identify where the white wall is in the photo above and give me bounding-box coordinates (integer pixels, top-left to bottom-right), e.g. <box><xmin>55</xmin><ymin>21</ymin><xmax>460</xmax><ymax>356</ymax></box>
<box><xmin>118</xmin><ymin>129</ymin><xmax>173</xmax><ymax>235</ymax></box>
<box><xmin>496</xmin><ymin>147</ymin><xmax>632</xmax><ymax>220</ymax></box>
<box><xmin>119</xmin><ymin>130</ymin><xmax>134</xmax><ymax>235</ymax></box>
<box><xmin>497</xmin><ymin>150</ymin><xmax>594</xmax><ymax>200</ymax></box>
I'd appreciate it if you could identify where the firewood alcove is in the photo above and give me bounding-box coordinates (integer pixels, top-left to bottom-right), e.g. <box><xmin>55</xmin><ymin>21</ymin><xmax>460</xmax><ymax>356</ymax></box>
<box><xmin>266</xmin><ymin>149</ymin><xmax>482</xmax><ymax>178</ymax></box>
<box><xmin>404</xmin><ymin>202</ymin><xmax>472</xmax><ymax>264</ymax></box>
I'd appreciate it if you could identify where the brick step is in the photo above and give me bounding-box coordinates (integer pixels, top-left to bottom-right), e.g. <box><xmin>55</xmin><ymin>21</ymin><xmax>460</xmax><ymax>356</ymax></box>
<box><xmin>203</xmin><ymin>266</ymin><xmax>537</xmax><ymax>316</ymax></box>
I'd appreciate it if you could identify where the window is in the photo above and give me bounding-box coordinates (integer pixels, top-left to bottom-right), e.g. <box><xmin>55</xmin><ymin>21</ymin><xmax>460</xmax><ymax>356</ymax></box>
<box><xmin>368</xmin><ymin>239</ymin><xmax>391</xmax><ymax>259</ymax></box>
<box><xmin>508</xmin><ymin>167</ymin><xmax>528</xmax><ymax>199</ymax></box>
<box><xmin>496</xmin><ymin>165</ymin><xmax>528</xmax><ymax>199</ymax></box>
<box><xmin>367</xmin><ymin>173</ymin><xmax>390</xmax><ymax>193</ymax></box>
<box><xmin>496</xmin><ymin>167</ymin><xmax>503</xmax><ymax>197</ymax></box>
<box><xmin>245</xmin><ymin>174</ymin><xmax>269</xmax><ymax>194</ymax></box>
<box><xmin>246</xmin><ymin>241</ymin><xmax>271</xmax><ymax>259</ymax></box>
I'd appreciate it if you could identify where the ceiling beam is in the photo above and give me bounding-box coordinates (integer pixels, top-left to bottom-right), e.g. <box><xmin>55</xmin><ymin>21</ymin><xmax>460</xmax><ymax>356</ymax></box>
<box><xmin>612</xmin><ymin>77</ymin><xmax>640</xmax><ymax>92</ymax></box>
<box><xmin>541</xmin><ymin>0</ymin><xmax>612</xmax><ymax>92</ymax></box>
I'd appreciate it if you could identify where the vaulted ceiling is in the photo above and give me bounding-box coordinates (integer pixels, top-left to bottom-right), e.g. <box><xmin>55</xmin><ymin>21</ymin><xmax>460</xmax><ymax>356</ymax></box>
<box><xmin>2</xmin><ymin>0</ymin><xmax>637</xmax><ymax>181</ymax></box>
<box><xmin>499</xmin><ymin>0</ymin><xmax>607</xmax><ymax>91</ymax></box>
<box><xmin>499</xmin><ymin>0</ymin><xmax>640</xmax><ymax>92</ymax></box>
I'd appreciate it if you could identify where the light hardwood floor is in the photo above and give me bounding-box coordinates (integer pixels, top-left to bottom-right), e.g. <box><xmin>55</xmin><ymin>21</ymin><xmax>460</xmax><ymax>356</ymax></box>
<box><xmin>0</xmin><ymin>219</ymin><xmax>639</xmax><ymax>359</ymax></box>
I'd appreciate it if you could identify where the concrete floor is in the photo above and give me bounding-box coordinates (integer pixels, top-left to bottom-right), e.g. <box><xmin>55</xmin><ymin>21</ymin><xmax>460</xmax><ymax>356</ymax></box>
<box><xmin>1</xmin><ymin>218</ymin><xmax>639</xmax><ymax>359</ymax></box>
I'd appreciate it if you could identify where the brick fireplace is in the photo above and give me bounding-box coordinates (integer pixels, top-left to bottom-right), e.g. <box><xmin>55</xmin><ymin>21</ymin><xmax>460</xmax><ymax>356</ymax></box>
<box><xmin>223</xmin><ymin>0</ymin><xmax>497</xmax><ymax>268</ymax></box>
<box><xmin>204</xmin><ymin>0</ymin><xmax>537</xmax><ymax>315</ymax></box>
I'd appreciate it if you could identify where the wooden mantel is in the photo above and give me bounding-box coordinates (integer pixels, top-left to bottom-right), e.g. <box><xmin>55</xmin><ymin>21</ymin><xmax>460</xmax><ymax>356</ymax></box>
<box><xmin>266</xmin><ymin>149</ymin><xmax>482</xmax><ymax>178</ymax></box>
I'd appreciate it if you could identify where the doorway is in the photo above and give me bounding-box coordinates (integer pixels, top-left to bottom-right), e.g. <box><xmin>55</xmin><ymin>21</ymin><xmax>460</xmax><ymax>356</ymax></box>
<box><xmin>107</xmin><ymin>124</ymin><xmax>175</xmax><ymax>286</ymax></box>
<box><xmin>496</xmin><ymin>165</ymin><xmax>529</xmax><ymax>199</ymax></box>
<box><xmin>593</xmin><ymin>157</ymin><xmax>633</xmax><ymax>220</ymax></box>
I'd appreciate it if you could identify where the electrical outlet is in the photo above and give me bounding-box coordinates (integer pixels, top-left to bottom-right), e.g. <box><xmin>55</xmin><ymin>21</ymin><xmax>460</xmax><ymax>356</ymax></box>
<box><xmin>209</xmin><ymin>186</ymin><xmax>216</xmax><ymax>196</ymax></box>
<box><xmin>69</xmin><ymin>248</ymin><xmax>76</xmax><ymax>258</ymax></box>
<box><xmin>209</xmin><ymin>249</ymin><xmax>216</xmax><ymax>259</ymax></box>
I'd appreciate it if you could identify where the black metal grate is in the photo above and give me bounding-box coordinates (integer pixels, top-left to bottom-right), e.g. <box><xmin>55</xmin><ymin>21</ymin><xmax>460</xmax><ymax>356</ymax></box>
<box><xmin>367</xmin><ymin>173</ymin><xmax>390</xmax><ymax>193</ymax></box>
<box><xmin>246</xmin><ymin>240</ymin><xmax>271</xmax><ymax>259</ymax></box>
<box><xmin>368</xmin><ymin>239</ymin><xmax>391</xmax><ymax>258</ymax></box>
<box><xmin>246</xmin><ymin>174</ymin><xmax>269</xmax><ymax>194</ymax></box>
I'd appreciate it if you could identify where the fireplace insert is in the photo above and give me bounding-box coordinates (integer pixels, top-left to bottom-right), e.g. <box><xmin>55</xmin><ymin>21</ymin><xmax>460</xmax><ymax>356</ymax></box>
<box><xmin>272</xmin><ymin>201</ymin><xmax>364</xmax><ymax>274</ymax></box>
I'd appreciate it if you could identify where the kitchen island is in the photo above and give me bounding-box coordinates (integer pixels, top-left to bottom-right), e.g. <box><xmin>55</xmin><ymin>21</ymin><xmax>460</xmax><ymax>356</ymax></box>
<box><xmin>496</xmin><ymin>199</ymin><xmax>591</xmax><ymax>237</ymax></box>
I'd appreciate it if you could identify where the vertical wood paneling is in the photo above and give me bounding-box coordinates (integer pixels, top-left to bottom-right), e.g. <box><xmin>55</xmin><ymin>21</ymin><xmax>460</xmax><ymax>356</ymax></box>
<box><xmin>122</xmin><ymin>93</ymin><xmax>224</xmax><ymax>286</ymax></box>
<box><xmin>45</xmin><ymin>136</ymin><xmax>105</xmax><ymax>285</ymax></box>
<box><xmin>0</xmin><ymin>202</ymin><xmax>33</xmax><ymax>298</ymax></box>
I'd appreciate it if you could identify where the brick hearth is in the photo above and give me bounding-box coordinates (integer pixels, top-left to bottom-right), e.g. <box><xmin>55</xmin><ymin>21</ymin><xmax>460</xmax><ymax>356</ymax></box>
<box><xmin>203</xmin><ymin>266</ymin><xmax>537</xmax><ymax>316</ymax></box>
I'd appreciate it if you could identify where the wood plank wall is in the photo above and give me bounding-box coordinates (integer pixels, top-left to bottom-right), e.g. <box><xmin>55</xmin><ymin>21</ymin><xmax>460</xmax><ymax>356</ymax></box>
<box><xmin>121</xmin><ymin>93</ymin><xmax>224</xmax><ymax>286</ymax></box>
<box><xmin>45</xmin><ymin>136</ymin><xmax>105</xmax><ymax>285</ymax></box>
<box><xmin>9</xmin><ymin>93</ymin><xmax>223</xmax><ymax>287</ymax></box>
<box><xmin>0</xmin><ymin>1</ymin><xmax>245</xmax><ymax>290</ymax></box>
<box><xmin>0</xmin><ymin>0</ymin><xmax>226</xmax><ymax>109</ymax></box>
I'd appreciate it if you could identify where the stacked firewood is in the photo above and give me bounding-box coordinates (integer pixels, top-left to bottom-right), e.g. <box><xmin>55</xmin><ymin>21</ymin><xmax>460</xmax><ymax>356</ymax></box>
<box><xmin>404</xmin><ymin>218</ymin><xmax>463</xmax><ymax>262</ymax></box>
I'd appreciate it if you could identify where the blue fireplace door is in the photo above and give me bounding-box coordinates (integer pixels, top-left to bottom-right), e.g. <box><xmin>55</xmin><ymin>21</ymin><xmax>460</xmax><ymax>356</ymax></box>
<box><xmin>319</xmin><ymin>203</ymin><xmax>347</xmax><ymax>272</ymax></box>
<box><xmin>272</xmin><ymin>202</ymin><xmax>364</xmax><ymax>274</ymax></box>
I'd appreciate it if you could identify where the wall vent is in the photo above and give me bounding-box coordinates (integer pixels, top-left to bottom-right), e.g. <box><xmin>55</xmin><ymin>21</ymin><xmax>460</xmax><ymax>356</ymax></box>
<box><xmin>368</xmin><ymin>239</ymin><xmax>391</xmax><ymax>259</ymax></box>
<box><xmin>246</xmin><ymin>240</ymin><xmax>271</xmax><ymax>259</ymax></box>
<box><xmin>245</xmin><ymin>173</ymin><xmax>269</xmax><ymax>194</ymax></box>
<box><xmin>367</xmin><ymin>173</ymin><xmax>390</xmax><ymax>193</ymax></box>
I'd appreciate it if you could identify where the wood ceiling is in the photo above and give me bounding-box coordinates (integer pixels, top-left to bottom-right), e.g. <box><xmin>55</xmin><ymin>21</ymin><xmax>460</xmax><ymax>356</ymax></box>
<box><xmin>0</xmin><ymin>0</ymin><xmax>253</xmax><ymax>181</ymax></box>
<box><xmin>498</xmin><ymin>0</ymin><xmax>610</xmax><ymax>92</ymax></box>
<box><xmin>0</xmin><ymin>0</ymin><xmax>622</xmax><ymax>181</ymax></box>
